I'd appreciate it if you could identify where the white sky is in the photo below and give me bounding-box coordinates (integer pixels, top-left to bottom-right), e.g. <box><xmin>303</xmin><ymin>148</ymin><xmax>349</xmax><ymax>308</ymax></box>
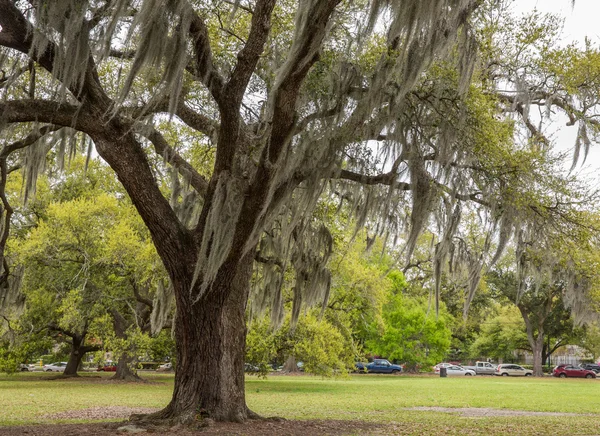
<box><xmin>511</xmin><ymin>0</ymin><xmax>600</xmax><ymax>176</ymax></box>
<box><xmin>512</xmin><ymin>0</ymin><xmax>600</xmax><ymax>44</ymax></box>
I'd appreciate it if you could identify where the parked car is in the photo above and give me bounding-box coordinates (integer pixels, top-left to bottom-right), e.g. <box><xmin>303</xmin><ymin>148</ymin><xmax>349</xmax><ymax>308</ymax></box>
<box><xmin>43</xmin><ymin>362</ymin><xmax>68</xmax><ymax>372</ymax></box>
<box><xmin>553</xmin><ymin>364</ymin><xmax>596</xmax><ymax>379</ymax></box>
<box><xmin>494</xmin><ymin>364</ymin><xmax>533</xmax><ymax>377</ymax></box>
<box><xmin>157</xmin><ymin>362</ymin><xmax>173</xmax><ymax>372</ymax></box>
<box><xmin>463</xmin><ymin>361</ymin><xmax>496</xmax><ymax>375</ymax></box>
<box><xmin>97</xmin><ymin>362</ymin><xmax>117</xmax><ymax>372</ymax></box>
<box><xmin>433</xmin><ymin>362</ymin><xmax>453</xmax><ymax>373</ymax></box>
<box><xmin>18</xmin><ymin>364</ymin><xmax>30</xmax><ymax>372</ymax></box>
<box><xmin>436</xmin><ymin>364</ymin><xmax>475</xmax><ymax>376</ymax></box>
<box><xmin>355</xmin><ymin>359</ymin><xmax>403</xmax><ymax>374</ymax></box>
<box><xmin>579</xmin><ymin>363</ymin><xmax>600</xmax><ymax>374</ymax></box>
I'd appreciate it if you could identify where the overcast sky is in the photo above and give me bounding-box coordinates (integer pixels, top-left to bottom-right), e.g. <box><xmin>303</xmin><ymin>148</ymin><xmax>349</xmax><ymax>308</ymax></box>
<box><xmin>509</xmin><ymin>0</ymin><xmax>600</xmax><ymax>175</ymax></box>
<box><xmin>512</xmin><ymin>0</ymin><xmax>600</xmax><ymax>44</ymax></box>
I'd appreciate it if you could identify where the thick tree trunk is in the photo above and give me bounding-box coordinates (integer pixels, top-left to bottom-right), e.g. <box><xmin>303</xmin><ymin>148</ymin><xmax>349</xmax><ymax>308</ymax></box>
<box><xmin>283</xmin><ymin>355</ymin><xmax>300</xmax><ymax>373</ymax></box>
<box><xmin>110</xmin><ymin>310</ymin><xmax>143</xmax><ymax>382</ymax></box>
<box><xmin>63</xmin><ymin>334</ymin><xmax>86</xmax><ymax>377</ymax></box>
<box><xmin>112</xmin><ymin>355</ymin><xmax>142</xmax><ymax>381</ymax></box>
<box><xmin>144</xmin><ymin>252</ymin><xmax>254</xmax><ymax>424</ymax></box>
<box><xmin>541</xmin><ymin>343</ymin><xmax>547</xmax><ymax>366</ymax></box>
<box><xmin>531</xmin><ymin>336</ymin><xmax>544</xmax><ymax>377</ymax></box>
<box><xmin>518</xmin><ymin>305</ymin><xmax>545</xmax><ymax>377</ymax></box>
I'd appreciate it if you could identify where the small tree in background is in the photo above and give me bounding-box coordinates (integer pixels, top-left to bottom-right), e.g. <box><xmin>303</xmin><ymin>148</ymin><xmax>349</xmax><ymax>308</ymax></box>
<box><xmin>367</xmin><ymin>294</ymin><xmax>452</xmax><ymax>371</ymax></box>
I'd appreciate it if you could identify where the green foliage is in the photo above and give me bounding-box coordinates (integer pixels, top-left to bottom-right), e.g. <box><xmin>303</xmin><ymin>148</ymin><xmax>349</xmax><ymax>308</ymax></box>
<box><xmin>325</xmin><ymin>234</ymin><xmax>393</xmax><ymax>350</ymax></box>
<box><xmin>577</xmin><ymin>323</ymin><xmax>600</xmax><ymax>360</ymax></box>
<box><xmin>366</xmin><ymin>293</ymin><xmax>452</xmax><ymax>370</ymax></box>
<box><xmin>468</xmin><ymin>305</ymin><xmax>528</xmax><ymax>361</ymax></box>
<box><xmin>246</xmin><ymin>312</ymin><xmax>354</xmax><ymax>377</ymax></box>
<box><xmin>145</xmin><ymin>330</ymin><xmax>176</xmax><ymax>363</ymax></box>
<box><xmin>288</xmin><ymin>313</ymin><xmax>353</xmax><ymax>377</ymax></box>
<box><xmin>245</xmin><ymin>316</ymin><xmax>278</xmax><ymax>376</ymax></box>
<box><xmin>9</xmin><ymin>161</ymin><xmax>166</xmax><ymax>367</ymax></box>
<box><xmin>0</xmin><ymin>341</ymin><xmax>24</xmax><ymax>374</ymax></box>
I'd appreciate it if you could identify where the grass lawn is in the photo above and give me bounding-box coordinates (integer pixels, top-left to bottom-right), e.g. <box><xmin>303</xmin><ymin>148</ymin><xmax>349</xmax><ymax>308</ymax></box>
<box><xmin>2</xmin><ymin>372</ymin><xmax>600</xmax><ymax>434</ymax></box>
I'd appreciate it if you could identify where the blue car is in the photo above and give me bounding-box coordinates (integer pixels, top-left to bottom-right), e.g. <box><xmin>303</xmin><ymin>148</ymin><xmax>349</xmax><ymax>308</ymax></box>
<box><xmin>355</xmin><ymin>359</ymin><xmax>402</xmax><ymax>374</ymax></box>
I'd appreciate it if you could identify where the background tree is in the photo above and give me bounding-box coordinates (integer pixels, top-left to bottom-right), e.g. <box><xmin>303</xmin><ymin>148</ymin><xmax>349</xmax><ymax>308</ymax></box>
<box><xmin>246</xmin><ymin>231</ymin><xmax>393</xmax><ymax>375</ymax></box>
<box><xmin>15</xmin><ymin>181</ymin><xmax>166</xmax><ymax>378</ymax></box>
<box><xmin>578</xmin><ymin>323</ymin><xmax>600</xmax><ymax>361</ymax></box>
<box><xmin>468</xmin><ymin>305</ymin><xmax>529</xmax><ymax>362</ymax></box>
<box><xmin>366</xmin><ymin>292</ymin><xmax>452</xmax><ymax>371</ymax></box>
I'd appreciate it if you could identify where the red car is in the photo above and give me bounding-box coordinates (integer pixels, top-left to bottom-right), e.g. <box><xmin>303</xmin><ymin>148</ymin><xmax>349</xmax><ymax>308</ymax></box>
<box><xmin>553</xmin><ymin>364</ymin><xmax>596</xmax><ymax>379</ymax></box>
<box><xmin>97</xmin><ymin>363</ymin><xmax>117</xmax><ymax>372</ymax></box>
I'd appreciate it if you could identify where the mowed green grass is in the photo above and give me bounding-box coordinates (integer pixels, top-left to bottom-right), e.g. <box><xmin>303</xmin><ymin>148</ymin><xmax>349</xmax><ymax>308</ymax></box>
<box><xmin>2</xmin><ymin>372</ymin><xmax>600</xmax><ymax>434</ymax></box>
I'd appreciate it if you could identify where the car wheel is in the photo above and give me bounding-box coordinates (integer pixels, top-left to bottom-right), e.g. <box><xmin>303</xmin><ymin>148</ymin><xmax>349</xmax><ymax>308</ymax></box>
<box><xmin>465</xmin><ymin>373</ymin><xmax>472</xmax><ymax>376</ymax></box>
<box><xmin>586</xmin><ymin>374</ymin><xmax>594</xmax><ymax>379</ymax></box>
<box><xmin>502</xmin><ymin>373</ymin><xmax>509</xmax><ymax>376</ymax></box>
<box><xmin>559</xmin><ymin>373</ymin><xmax>567</xmax><ymax>378</ymax></box>
<box><xmin>525</xmin><ymin>373</ymin><xmax>532</xmax><ymax>376</ymax></box>
<box><xmin>46</xmin><ymin>369</ymin><xmax>52</xmax><ymax>372</ymax></box>
<box><xmin>391</xmin><ymin>370</ymin><xmax>400</xmax><ymax>374</ymax></box>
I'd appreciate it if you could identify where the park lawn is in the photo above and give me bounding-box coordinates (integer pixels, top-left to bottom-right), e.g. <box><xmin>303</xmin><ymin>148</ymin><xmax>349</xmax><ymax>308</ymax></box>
<box><xmin>0</xmin><ymin>371</ymin><xmax>173</xmax><ymax>425</ymax></box>
<box><xmin>1</xmin><ymin>372</ymin><xmax>600</xmax><ymax>434</ymax></box>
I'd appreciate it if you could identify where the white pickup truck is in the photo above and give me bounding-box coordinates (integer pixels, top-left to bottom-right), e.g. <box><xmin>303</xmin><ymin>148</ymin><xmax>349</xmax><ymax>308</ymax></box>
<box><xmin>463</xmin><ymin>361</ymin><xmax>496</xmax><ymax>375</ymax></box>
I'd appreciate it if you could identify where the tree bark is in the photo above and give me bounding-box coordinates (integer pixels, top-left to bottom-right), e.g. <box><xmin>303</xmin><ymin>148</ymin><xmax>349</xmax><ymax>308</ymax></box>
<box><xmin>542</xmin><ymin>343</ymin><xmax>547</xmax><ymax>366</ymax></box>
<box><xmin>63</xmin><ymin>333</ymin><xmax>86</xmax><ymax>377</ymax></box>
<box><xmin>110</xmin><ymin>309</ymin><xmax>143</xmax><ymax>382</ymax></box>
<box><xmin>283</xmin><ymin>355</ymin><xmax>300</xmax><ymax>373</ymax></box>
<box><xmin>518</xmin><ymin>305</ymin><xmax>545</xmax><ymax>377</ymax></box>
<box><xmin>531</xmin><ymin>335</ymin><xmax>544</xmax><ymax>377</ymax></box>
<box><xmin>112</xmin><ymin>355</ymin><xmax>142</xmax><ymax>381</ymax></box>
<box><xmin>140</xmin><ymin>252</ymin><xmax>254</xmax><ymax>424</ymax></box>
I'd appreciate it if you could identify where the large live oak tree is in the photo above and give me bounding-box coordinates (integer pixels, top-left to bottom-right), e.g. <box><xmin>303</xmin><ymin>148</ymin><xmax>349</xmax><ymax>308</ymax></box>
<box><xmin>0</xmin><ymin>0</ymin><xmax>596</xmax><ymax>423</ymax></box>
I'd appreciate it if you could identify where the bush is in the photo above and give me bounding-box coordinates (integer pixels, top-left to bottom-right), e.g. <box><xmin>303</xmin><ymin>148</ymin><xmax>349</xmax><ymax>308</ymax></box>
<box><xmin>519</xmin><ymin>364</ymin><xmax>553</xmax><ymax>373</ymax></box>
<box><xmin>246</xmin><ymin>313</ymin><xmax>355</xmax><ymax>377</ymax></box>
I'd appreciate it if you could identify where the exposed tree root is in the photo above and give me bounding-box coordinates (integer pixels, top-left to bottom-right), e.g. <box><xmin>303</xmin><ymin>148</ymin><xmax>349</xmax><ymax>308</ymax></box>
<box><xmin>110</xmin><ymin>372</ymin><xmax>145</xmax><ymax>382</ymax></box>
<box><xmin>46</xmin><ymin>373</ymin><xmax>80</xmax><ymax>380</ymax></box>
<box><xmin>127</xmin><ymin>406</ymin><xmax>285</xmax><ymax>430</ymax></box>
<box><xmin>129</xmin><ymin>406</ymin><xmax>196</xmax><ymax>428</ymax></box>
<box><xmin>246</xmin><ymin>408</ymin><xmax>286</xmax><ymax>422</ymax></box>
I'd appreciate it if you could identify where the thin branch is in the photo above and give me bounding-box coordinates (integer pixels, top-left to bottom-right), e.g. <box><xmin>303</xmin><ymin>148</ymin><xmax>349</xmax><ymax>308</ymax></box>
<box><xmin>187</xmin><ymin>5</ymin><xmax>226</xmax><ymax>103</ymax></box>
<box><xmin>255</xmin><ymin>252</ymin><xmax>284</xmax><ymax>268</ymax></box>
<box><xmin>140</xmin><ymin>126</ymin><xmax>209</xmax><ymax>196</ymax></box>
<box><xmin>223</xmin><ymin>0</ymin><xmax>254</xmax><ymax>14</ymax></box>
<box><xmin>0</xmin><ymin>125</ymin><xmax>62</xmax><ymax>157</ymax></box>
<box><xmin>131</xmin><ymin>280</ymin><xmax>154</xmax><ymax>309</ymax></box>
<box><xmin>0</xmin><ymin>0</ymin><xmax>111</xmax><ymax>107</ymax></box>
<box><xmin>108</xmin><ymin>49</ymin><xmax>136</xmax><ymax>59</ymax></box>
<box><xmin>338</xmin><ymin>168</ymin><xmax>409</xmax><ymax>188</ymax></box>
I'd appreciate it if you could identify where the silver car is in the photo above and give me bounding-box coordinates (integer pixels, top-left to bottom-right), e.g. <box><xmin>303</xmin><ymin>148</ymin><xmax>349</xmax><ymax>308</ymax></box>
<box><xmin>494</xmin><ymin>364</ymin><xmax>533</xmax><ymax>377</ymax></box>
<box><xmin>43</xmin><ymin>362</ymin><xmax>68</xmax><ymax>372</ymax></box>
<box><xmin>444</xmin><ymin>365</ymin><xmax>476</xmax><ymax>376</ymax></box>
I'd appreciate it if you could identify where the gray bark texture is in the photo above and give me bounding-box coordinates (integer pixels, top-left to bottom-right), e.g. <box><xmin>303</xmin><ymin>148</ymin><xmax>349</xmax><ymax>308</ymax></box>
<box><xmin>518</xmin><ymin>304</ymin><xmax>549</xmax><ymax>377</ymax></box>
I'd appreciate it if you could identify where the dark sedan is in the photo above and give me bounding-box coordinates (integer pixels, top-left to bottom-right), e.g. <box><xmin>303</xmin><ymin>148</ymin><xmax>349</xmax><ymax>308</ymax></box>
<box><xmin>579</xmin><ymin>363</ymin><xmax>600</xmax><ymax>373</ymax></box>
<box><xmin>355</xmin><ymin>359</ymin><xmax>402</xmax><ymax>374</ymax></box>
<box><xmin>553</xmin><ymin>364</ymin><xmax>596</xmax><ymax>379</ymax></box>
